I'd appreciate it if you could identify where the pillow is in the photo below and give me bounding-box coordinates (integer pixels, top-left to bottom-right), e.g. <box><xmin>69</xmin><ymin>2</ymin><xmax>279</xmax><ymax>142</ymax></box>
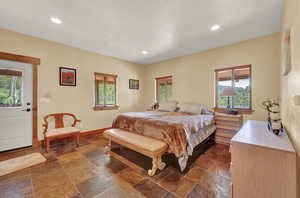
<box><xmin>158</xmin><ymin>101</ymin><xmax>178</xmax><ymax>112</ymax></box>
<box><xmin>201</xmin><ymin>107</ymin><xmax>213</xmax><ymax>115</ymax></box>
<box><xmin>178</xmin><ymin>102</ymin><xmax>203</xmax><ymax>114</ymax></box>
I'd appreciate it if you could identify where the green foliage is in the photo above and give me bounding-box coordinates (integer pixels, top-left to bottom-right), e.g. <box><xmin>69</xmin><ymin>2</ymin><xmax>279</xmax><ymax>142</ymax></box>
<box><xmin>0</xmin><ymin>75</ymin><xmax>22</xmax><ymax>105</ymax></box>
<box><xmin>217</xmin><ymin>86</ymin><xmax>250</xmax><ymax>109</ymax></box>
<box><xmin>105</xmin><ymin>84</ymin><xmax>116</xmax><ymax>105</ymax></box>
<box><xmin>158</xmin><ymin>84</ymin><xmax>172</xmax><ymax>102</ymax></box>
<box><xmin>97</xmin><ymin>83</ymin><xmax>116</xmax><ymax>105</ymax></box>
<box><xmin>261</xmin><ymin>98</ymin><xmax>279</xmax><ymax>112</ymax></box>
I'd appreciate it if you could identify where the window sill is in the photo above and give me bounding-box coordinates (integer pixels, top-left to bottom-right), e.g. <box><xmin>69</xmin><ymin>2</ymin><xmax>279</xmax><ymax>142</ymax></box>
<box><xmin>214</xmin><ymin>107</ymin><xmax>254</xmax><ymax>115</ymax></box>
<box><xmin>93</xmin><ymin>105</ymin><xmax>119</xmax><ymax>111</ymax></box>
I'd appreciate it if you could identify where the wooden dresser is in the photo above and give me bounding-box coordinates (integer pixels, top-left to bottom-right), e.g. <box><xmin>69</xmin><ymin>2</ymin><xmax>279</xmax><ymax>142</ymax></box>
<box><xmin>231</xmin><ymin>120</ymin><xmax>297</xmax><ymax>198</ymax></box>
<box><xmin>214</xmin><ymin>112</ymin><xmax>243</xmax><ymax>145</ymax></box>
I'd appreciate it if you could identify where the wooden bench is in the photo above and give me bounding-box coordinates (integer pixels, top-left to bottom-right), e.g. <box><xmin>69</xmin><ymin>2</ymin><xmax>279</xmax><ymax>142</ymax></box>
<box><xmin>103</xmin><ymin>128</ymin><xmax>168</xmax><ymax>176</ymax></box>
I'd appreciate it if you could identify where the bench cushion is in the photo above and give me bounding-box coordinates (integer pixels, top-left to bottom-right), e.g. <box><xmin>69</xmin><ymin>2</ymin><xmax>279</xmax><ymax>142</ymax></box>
<box><xmin>46</xmin><ymin>127</ymin><xmax>80</xmax><ymax>137</ymax></box>
<box><xmin>104</xmin><ymin>129</ymin><xmax>167</xmax><ymax>156</ymax></box>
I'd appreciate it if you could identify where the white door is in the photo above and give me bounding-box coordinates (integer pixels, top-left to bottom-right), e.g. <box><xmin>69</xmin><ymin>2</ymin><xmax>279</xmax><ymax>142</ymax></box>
<box><xmin>0</xmin><ymin>59</ymin><xmax>32</xmax><ymax>152</ymax></box>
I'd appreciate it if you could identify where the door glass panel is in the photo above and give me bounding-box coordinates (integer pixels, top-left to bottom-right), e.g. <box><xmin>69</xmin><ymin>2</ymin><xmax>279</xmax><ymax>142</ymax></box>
<box><xmin>0</xmin><ymin>69</ymin><xmax>23</xmax><ymax>107</ymax></box>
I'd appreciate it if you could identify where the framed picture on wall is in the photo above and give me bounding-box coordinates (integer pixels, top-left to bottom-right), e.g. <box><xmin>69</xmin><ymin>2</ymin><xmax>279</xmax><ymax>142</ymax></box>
<box><xmin>59</xmin><ymin>67</ymin><xmax>77</xmax><ymax>86</ymax></box>
<box><xmin>129</xmin><ymin>79</ymin><xmax>139</xmax><ymax>89</ymax></box>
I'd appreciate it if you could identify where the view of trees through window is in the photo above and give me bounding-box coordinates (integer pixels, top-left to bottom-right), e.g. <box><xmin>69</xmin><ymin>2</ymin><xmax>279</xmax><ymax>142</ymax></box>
<box><xmin>95</xmin><ymin>73</ymin><xmax>116</xmax><ymax>106</ymax></box>
<box><xmin>0</xmin><ymin>74</ymin><xmax>22</xmax><ymax>107</ymax></box>
<box><xmin>156</xmin><ymin>76</ymin><xmax>172</xmax><ymax>102</ymax></box>
<box><xmin>216</xmin><ymin>66</ymin><xmax>251</xmax><ymax>109</ymax></box>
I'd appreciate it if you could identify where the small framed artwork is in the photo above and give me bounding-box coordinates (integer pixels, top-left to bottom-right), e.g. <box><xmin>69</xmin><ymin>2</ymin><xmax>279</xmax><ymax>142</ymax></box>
<box><xmin>59</xmin><ymin>67</ymin><xmax>76</xmax><ymax>86</ymax></box>
<box><xmin>129</xmin><ymin>79</ymin><xmax>139</xmax><ymax>89</ymax></box>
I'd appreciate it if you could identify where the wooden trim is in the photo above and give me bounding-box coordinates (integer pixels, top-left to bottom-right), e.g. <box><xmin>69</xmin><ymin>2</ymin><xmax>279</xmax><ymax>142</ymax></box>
<box><xmin>215</xmin><ymin>64</ymin><xmax>251</xmax><ymax>72</ymax></box>
<box><xmin>94</xmin><ymin>72</ymin><xmax>117</xmax><ymax>77</ymax></box>
<box><xmin>32</xmin><ymin>64</ymin><xmax>39</xmax><ymax>146</ymax></box>
<box><xmin>0</xmin><ymin>52</ymin><xmax>40</xmax><ymax>147</ymax></box>
<box><xmin>93</xmin><ymin>105</ymin><xmax>119</xmax><ymax>111</ymax></box>
<box><xmin>0</xmin><ymin>52</ymin><xmax>40</xmax><ymax>65</ymax></box>
<box><xmin>95</xmin><ymin>77</ymin><xmax>100</xmax><ymax>107</ymax></box>
<box><xmin>0</xmin><ymin>69</ymin><xmax>22</xmax><ymax>76</ymax></box>
<box><xmin>80</xmin><ymin>127</ymin><xmax>112</xmax><ymax>136</ymax></box>
<box><xmin>155</xmin><ymin>75</ymin><xmax>172</xmax><ymax>80</ymax></box>
<box><xmin>94</xmin><ymin>72</ymin><xmax>118</xmax><ymax>107</ymax></box>
<box><xmin>215</xmin><ymin>65</ymin><xmax>252</xmax><ymax>111</ymax></box>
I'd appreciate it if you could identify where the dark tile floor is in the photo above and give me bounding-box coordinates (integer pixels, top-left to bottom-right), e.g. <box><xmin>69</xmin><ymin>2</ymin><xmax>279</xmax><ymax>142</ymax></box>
<box><xmin>0</xmin><ymin>134</ymin><xmax>231</xmax><ymax>198</ymax></box>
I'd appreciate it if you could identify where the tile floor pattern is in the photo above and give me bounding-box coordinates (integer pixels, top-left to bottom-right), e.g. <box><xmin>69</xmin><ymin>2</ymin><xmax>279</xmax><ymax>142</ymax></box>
<box><xmin>0</xmin><ymin>134</ymin><xmax>231</xmax><ymax>198</ymax></box>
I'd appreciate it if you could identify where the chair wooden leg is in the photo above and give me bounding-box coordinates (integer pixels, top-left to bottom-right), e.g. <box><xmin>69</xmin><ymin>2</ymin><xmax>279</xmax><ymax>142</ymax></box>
<box><xmin>46</xmin><ymin>138</ymin><xmax>50</xmax><ymax>152</ymax></box>
<box><xmin>75</xmin><ymin>133</ymin><xmax>80</xmax><ymax>147</ymax></box>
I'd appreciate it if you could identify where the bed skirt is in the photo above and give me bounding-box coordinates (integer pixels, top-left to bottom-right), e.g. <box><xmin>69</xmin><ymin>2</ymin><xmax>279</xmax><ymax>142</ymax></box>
<box><xmin>162</xmin><ymin>131</ymin><xmax>216</xmax><ymax>173</ymax></box>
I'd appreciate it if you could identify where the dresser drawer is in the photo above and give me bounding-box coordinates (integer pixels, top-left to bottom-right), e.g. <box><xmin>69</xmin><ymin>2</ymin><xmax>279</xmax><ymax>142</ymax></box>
<box><xmin>216</xmin><ymin>129</ymin><xmax>237</xmax><ymax>138</ymax></box>
<box><xmin>215</xmin><ymin>116</ymin><xmax>242</xmax><ymax>122</ymax></box>
<box><xmin>216</xmin><ymin>120</ymin><xmax>242</xmax><ymax>127</ymax></box>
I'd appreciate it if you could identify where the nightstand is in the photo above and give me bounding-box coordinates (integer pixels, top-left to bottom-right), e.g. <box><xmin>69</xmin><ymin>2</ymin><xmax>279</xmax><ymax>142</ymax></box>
<box><xmin>214</xmin><ymin>112</ymin><xmax>243</xmax><ymax>145</ymax></box>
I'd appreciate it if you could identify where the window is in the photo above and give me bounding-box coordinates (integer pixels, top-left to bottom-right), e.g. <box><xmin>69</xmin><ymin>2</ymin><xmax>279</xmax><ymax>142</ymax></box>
<box><xmin>94</xmin><ymin>72</ymin><xmax>118</xmax><ymax>110</ymax></box>
<box><xmin>215</xmin><ymin>65</ymin><xmax>252</xmax><ymax>112</ymax></box>
<box><xmin>156</xmin><ymin>76</ymin><xmax>172</xmax><ymax>103</ymax></box>
<box><xmin>0</xmin><ymin>69</ymin><xmax>23</xmax><ymax>107</ymax></box>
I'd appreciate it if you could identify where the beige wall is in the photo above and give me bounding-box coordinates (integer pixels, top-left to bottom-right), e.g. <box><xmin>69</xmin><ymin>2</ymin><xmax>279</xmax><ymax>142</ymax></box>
<box><xmin>0</xmin><ymin>29</ymin><xmax>145</xmax><ymax>140</ymax></box>
<box><xmin>144</xmin><ymin>33</ymin><xmax>281</xmax><ymax>122</ymax></box>
<box><xmin>281</xmin><ymin>0</ymin><xmax>300</xmax><ymax>194</ymax></box>
<box><xmin>0</xmin><ymin>29</ymin><xmax>282</xmax><ymax>142</ymax></box>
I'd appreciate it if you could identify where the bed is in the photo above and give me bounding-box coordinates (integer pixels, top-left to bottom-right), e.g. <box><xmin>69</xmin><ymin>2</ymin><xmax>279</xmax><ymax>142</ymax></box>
<box><xmin>112</xmin><ymin>110</ymin><xmax>216</xmax><ymax>171</ymax></box>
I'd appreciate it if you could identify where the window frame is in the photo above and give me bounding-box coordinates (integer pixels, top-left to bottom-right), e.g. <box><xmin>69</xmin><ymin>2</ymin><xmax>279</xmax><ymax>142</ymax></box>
<box><xmin>214</xmin><ymin>65</ymin><xmax>253</xmax><ymax>114</ymax></box>
<box><xmin>155</xmin><ymin>75</ymin><xmax>172</xmax><ymax>103</ymax></box>
<box><xmin>93</xmin><ymin>72</ymin><xmax>119</xmax><ymax>111</ymax></box>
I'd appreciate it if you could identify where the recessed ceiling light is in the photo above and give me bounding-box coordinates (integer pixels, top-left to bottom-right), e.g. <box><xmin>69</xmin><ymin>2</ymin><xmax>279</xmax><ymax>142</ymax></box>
<box><xmin>50</xmin><ymin>17</ymin><xmax>62</xmax><ymax>24</ymax></box>
<box><xmin>142</xmin><ymin>50</ymin><xmax>149</xmax><ymax>54</ymax></box>
<box><xmin>211</xmin><ymin>25</ymin><xmax>220</xmax><ymax>31</ymax></box>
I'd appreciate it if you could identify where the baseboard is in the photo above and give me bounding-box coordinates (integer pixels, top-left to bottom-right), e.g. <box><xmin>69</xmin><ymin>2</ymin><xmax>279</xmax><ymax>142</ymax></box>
<box><xmin>80</xmin><ymin>127</ymin><xmax>112</xmax><ymax>137</ymax></box>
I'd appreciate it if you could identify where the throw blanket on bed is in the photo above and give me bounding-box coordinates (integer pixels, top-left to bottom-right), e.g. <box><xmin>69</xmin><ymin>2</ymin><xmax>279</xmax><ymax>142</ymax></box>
<box><xmin>112</xmin><ymin>111</ymin><xmax>214</xmax><ymax>170</ymax></box>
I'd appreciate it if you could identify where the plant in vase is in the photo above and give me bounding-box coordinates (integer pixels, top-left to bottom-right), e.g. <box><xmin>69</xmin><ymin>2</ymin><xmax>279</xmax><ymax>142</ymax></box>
<box><xmin>261</xmin><ymin>98</ymin><xmax>282</xmax><ymax>135</ymax></box>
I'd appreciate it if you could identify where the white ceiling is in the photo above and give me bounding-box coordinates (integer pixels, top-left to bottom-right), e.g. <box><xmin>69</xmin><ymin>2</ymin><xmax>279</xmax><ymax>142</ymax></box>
<box><xmin>0</xmin><ymin>0</ymin><xmax>283</xmax><ymax>64</ymax></box>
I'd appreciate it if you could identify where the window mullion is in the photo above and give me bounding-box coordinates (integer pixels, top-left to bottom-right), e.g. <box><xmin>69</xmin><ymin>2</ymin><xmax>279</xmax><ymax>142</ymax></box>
<box><xmin>114</xmin><ymin>81</ymin><xmax>116</xmax><ymax>105</ymax></box>
<box><xmin>96</xmin><ymin>80</ymin><xmax>99</xmax><ymax>106</ymax></box>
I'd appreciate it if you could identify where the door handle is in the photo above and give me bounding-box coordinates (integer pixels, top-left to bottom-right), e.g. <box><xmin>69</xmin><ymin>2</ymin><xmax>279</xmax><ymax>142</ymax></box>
<box><xmin>22</xmin><ymin>108</ymin><xmax>31</xmax><ymax>112</ymax></box>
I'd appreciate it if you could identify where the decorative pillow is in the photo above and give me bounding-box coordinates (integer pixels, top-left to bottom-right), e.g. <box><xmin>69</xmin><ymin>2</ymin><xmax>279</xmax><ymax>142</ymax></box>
<box><xmin>158</xmin><ymin>101</ymin><xmax>178</xmax><ymax>112</ymax></box>
<box><xmin>178</xmin><ymin>102</ymin><xmax>203</xmax><ymax>114</ymax></box>
<box><xmin>201</xmin><ymin>107</ymin><xmax>213</xmax><ymax>115</ymax></box>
